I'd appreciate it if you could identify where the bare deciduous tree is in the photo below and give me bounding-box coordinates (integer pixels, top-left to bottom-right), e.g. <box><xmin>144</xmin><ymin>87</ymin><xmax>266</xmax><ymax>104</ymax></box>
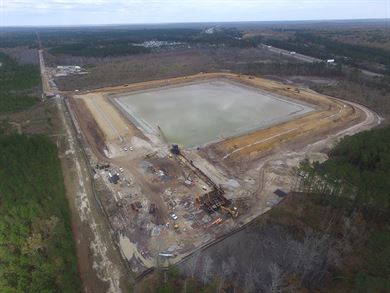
<box><xmin>201</xmin><ymin>255</ymin><xmax>214</xmax><ymax>286</ymax></box>
<box><xmin>268</xmin><ymin>262</ymin><xmax>283</xmax><ymax>293</ymax></box>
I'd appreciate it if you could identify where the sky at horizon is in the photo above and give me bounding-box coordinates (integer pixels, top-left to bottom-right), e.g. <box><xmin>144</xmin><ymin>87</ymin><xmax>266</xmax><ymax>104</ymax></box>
<box><xmin>1</xmin><ymin>0</ymin><xmax>389</xmax><ymax>26</ymax></box>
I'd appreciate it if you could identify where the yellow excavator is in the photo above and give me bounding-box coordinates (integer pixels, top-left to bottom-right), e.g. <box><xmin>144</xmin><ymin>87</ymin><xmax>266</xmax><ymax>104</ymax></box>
<box><xmin>220</xmin><ymin>206</ymin><xmax>239</xmax><ymax>218</ymax></box>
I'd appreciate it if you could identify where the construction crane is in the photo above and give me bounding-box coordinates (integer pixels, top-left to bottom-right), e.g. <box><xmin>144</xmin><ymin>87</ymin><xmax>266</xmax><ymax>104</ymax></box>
<box><xmin>220</xmin><ymin>206</ymin><xmax>239</xmax><ymax>218</ymax></box>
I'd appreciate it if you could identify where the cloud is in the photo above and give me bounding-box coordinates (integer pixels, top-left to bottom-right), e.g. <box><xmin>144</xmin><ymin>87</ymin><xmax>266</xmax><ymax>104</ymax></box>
<box><xmin>3</xmin><ymin>0</ymin><xmax>388</xmax><ymax>11</ymax></box>
<box><xmin>4</xmin><ymin>0</ymin><xmax>111</xmax><ymax>11</ymax></box>
<box><xmin>1</xmin><ymin>0</ymin><xmax>389</xmax><ymax>26</ymax></box>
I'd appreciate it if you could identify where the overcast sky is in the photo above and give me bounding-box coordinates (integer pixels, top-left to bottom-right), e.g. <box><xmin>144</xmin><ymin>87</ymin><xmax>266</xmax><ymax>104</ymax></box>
<box><xmin>1</xmin><ymin>0</ymin><xmax>389</xmax><ymax>26</ymax></box>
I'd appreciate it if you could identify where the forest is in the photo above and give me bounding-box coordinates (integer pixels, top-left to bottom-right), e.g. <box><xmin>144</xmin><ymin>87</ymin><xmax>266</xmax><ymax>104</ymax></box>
<box><xmin>49</xmin><ymin>42</ymin><xmax>151</xmax><ymax>57</ymax></box>
<box><xmin>314</xmin><ymin>69</ymin><xmax>390</xmax><ymax>118</ymax></box>
<box><xmin>0</xmin><ymin>52</ymin><xmax>40</xmax><ymax>113</ymax></box>
<box><xmin>299</xmin><ymin>126</ymin><xmax>390</xmax><ymax>213</ymax></box>
<box><xmin>0</xmin><ymin>133</ymin><xmax>81</xmax><ymax>292</ymax></box>
<box><xmin>43</xmin><ymin>27</ymin><xmax>256</xmax><ymax>57</ymax></box>
<box><xmin>0</xmin><ymin>29</ymin><xmax>37</xmax><ymax>48</ymax></box>
<box><xmin>298</xmin><ymin>125</ymin><xmax>390</xmax><ymax>292</ymax></box>
<box><xmin>265</xmin><ymin>32</ymin><xmax>390</xmax><ymax>74</ymax></box>
<box><xmin>0</xmin><ymin>47</ymin><xmax>81</xmax><ymax>291</ymax></box>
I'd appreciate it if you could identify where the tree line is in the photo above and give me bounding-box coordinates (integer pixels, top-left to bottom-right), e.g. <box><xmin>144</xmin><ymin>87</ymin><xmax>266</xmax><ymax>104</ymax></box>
<box><xmin>0</xmin><ymin>52</ymin><xmax>40</xmax><ymax>113</ymax></box>
<box><xmin>43</xmin><ymin>27</ymin><xmax>257</xmax><ymax>57</ymax></box>
<box><xmin>0</xmin><ymin>133</ymin><xmax>81</xmax><ymax>292</ymax></box>
<box><xmin>264</xmin><ymin>32</ymin><xmax>390</xmax><ymax>74</ymax></box>
<box><xmin>297</xmin><ymin>125</ymin><xmax>390</xmax><ymax>292</ymax></box>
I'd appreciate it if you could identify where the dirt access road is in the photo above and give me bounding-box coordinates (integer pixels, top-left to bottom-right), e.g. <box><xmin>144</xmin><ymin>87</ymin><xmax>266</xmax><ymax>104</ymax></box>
<box><xmin>56</xmin><ymin>97</ymin><xmax>129</xmax><ymax>292</ymax></box>
<box><xmin>244</xmin><ymin>96</ymin><xmax>381</xmax><ymax>213</ymax></box>
<box><xmin>38</xmin><ymin>48</ymin><xmax>130</xmax><ymax>292</ymax></box>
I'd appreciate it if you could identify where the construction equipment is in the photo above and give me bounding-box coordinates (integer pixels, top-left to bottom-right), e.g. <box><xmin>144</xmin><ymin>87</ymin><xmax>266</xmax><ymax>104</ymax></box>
<box><xmin>220</xmin><ymin>206</ymin><xmax>239</xmax><ymax>218</ymax></box>
<box><xmin>130</xmin><ymin>201</ymin><xmax>142</xmax><ymax>212</ymax></box>
<box><xmin>212</xmin><ymin>218</ymin><xmax>223</xmax><ymax>225</ymax></box>
<box><xmin>205</xmin><ymin>217</ymin><xmax>223</xmax><ymax>229</ymax></box>
<box><xmin>199</xmin><ymin>189</ymin><xmax>229</xmax><ymax>214</ymax></box>
<box><xmin>149</xmin><ymin>203</ymin><xmax>157</xmax><ymax>214</ymax></box>
<box><xmin>169</xmin><ymin>212</ymin><xmax>178</xmax><ymax>220</ymax></box>
<box><xmin>170</xmin><ymin>144</ymin><xmax>180</xmax><ymax>155</ymax></box>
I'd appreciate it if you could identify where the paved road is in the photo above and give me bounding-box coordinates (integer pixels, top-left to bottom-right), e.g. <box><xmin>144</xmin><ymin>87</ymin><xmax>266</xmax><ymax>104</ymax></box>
<box><xmin>265</xmin><ymin>45</ymin><xmax>321</xmax><ymax>63</ymax></box>
<box><xmin>262</xmin><ymin>44</ymin><xmax>384</xmax><ymax>78</ymax></box>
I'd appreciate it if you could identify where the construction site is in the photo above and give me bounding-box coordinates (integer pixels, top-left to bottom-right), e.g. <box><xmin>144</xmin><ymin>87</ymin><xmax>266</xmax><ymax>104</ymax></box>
<box><xmin>65</xmin><ymin>72</ymin><xmax>380</xmax><ymax>275</ymax></box>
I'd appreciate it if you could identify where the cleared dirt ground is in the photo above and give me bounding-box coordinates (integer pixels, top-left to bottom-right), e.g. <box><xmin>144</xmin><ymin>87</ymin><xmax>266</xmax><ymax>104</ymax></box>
<box><xmin>70</xmin><ymin>72</ymin><xmax>364</xmax><ymax>162</ymax></box>
<box><xmin>66</xmin><ymin>72</ymin><xmax>379</xmax><ymax>279</ymax></box>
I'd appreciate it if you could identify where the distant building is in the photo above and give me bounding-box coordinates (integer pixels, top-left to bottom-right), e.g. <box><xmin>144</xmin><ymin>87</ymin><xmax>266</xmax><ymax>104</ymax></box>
<box><xmin>55</xmin><ymin>65</ymin><xmax>85</xmax><ymax>77</ymax></box>
<box><xmin>327</xmin><ymin>59</ymin><xmax>335</xmax><ymax>63</ymax></box>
